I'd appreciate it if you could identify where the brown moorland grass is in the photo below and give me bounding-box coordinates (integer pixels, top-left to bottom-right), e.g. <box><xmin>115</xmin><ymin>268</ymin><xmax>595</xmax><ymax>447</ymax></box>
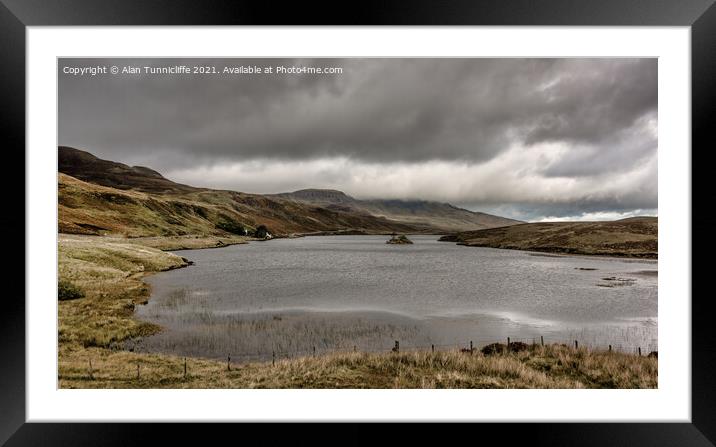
<box><xmin>58</xmin><ymin>235</ymin><xmax>189</xmax><ymax>348</ymax></box>
<box><xmin>57</xmin><ymin>234</ymin><xmax>253</xmax><ymax>349</ymax></box>
<box><xmin>58</xmin><ymin>234</ymin><xmax>250</xmax><ymax>352</ymax></box>
<box><xmin>58</xmin><ymin>344</ymin><xmax>657</xmax><ymax>389</ymax></box>
<box><xmin>57</xmin><ymin>233</ymin><xmax>657</xmax><ymax>389</ymax></box>
<box><xmin>61</xmin><ymin>233</ymin><xmax>251</xmax><ymax>252</ymax></box>
<box><xmin>440</xmin><ymin>217</ymin><xmax>657</xmax><ymax>258</ymax></box>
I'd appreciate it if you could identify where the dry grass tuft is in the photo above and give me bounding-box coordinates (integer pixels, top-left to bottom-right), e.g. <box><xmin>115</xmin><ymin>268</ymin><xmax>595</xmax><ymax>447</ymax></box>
<box><xmin>58</xmin><ymin>235</ymin><xmax>189</xmax><ymax>348</ymax></box>
<box><xmin>58</xmin><ymin>344</ymin><xmax>657</xmax><ymax>389</ymax></box>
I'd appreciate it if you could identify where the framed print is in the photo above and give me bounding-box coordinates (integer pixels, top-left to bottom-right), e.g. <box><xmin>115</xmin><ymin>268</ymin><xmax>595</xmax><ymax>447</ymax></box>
<box><xmin>4</xmin><ymin>0</ymin><xmax>713</xmax><ymax>444</ymax></box>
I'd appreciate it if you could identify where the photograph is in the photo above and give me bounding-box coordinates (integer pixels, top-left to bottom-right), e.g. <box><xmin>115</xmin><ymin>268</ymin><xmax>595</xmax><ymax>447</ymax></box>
<box><xmin>56</xmin><ymin>57</ymin><xmax>659</xmax><ymax>389</ymax></box>
<box><xmin>2</xmin><ymin>0</ymin><xmax>708</xmax><ymax>440</ymax></box>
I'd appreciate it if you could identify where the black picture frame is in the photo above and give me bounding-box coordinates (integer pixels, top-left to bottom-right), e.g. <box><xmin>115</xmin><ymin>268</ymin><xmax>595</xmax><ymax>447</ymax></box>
<box><xmin>3</xmin><ymin>0</ymin><xmax>712</xmax><ymax>445</ymax></box>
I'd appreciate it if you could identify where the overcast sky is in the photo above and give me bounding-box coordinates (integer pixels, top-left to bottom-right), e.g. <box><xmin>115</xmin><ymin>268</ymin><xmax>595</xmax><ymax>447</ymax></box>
<box><xmin>58</xmin><ymin>58</ymin><xmax>657</xmax><ymax>222</ymax></box>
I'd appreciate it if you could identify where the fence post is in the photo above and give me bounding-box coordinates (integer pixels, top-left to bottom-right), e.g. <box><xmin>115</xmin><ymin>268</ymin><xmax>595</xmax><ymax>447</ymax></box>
<box><xmin>393</xmin><ymin>340</ymin><xmax>400</xmax><ymax>353</ymax></box>
<box><xmin>638</xmin><ymin>347</ymin><xmax>642</xmax><ymax>356</ymax></box>
<box><xmin>353</xmin><ymin>345</ymin><xmax>356</xmax><ymax>353</ymax></box>
<box><xmin>136</xmin><ymin>364</ymin><xmax>140</xmax><ymax>380</ymax></box>
<box><xmin>540</xmin><ymin>335</ymin><xmax>544</xmax><ymax>346</ymax></box>
<box><xmin>431</xmin><ymin>344</ymin><xmax>434</xmax><ymax>353</ymax></box>
<box><xmin>227</xmin><ymin>355</ymin><xmax>231</xmax><ymax>371</ymax></box>
<box><xmin>272</xmin><ymin>350</ymin><xmax>276</xmax><ymax>366</ymax></box>
<box><xmin>183</xmin><ymin>357</ymin><xmax>187</xmax><ymax>378</ymax></box>
<box><xmin>609</xmin><ymin>345</ymin><xmax>612</xmax><ymax>352</ymax></box>
<box><xmin>470</xmin><ymin>341</ymin><xmax>473</xmax><ymax>355</ymax></box>
<box><xmin>313</xmin><ymin>346</ymin><xmax>316</xmax><ymax>357</ymax></box>
<box><xmin>88</xmin><ymin>359</ymin><xmax>94</xmax><ymax>381</ymax></box>
<box><xmin>507</xmin><ymin>337</ymin><xmax>510</xmax><ymax>347</ymax></box>
<box><xmin>574</xmin><ymin>340</ymin><xmax>578</xmax><ymax>349</ymax></box>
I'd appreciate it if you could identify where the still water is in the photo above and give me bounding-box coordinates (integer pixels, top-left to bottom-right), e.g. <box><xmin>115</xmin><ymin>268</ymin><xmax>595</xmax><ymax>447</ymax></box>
<box><xmin>135</xmin><ymin>235</ymin><xmax>657</xmax><ymax>360</ymax></box>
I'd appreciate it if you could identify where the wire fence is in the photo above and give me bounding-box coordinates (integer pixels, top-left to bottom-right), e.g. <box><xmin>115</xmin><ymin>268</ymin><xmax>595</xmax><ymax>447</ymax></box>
<box><xmin>76</xmin><ymin>335</ymin><xmax>658</xmax><ymax>382</ymax></box>
<box><xmin>149</xmin><ymin>335</ymin><xmax>658</xmax><ymax>366</ymax></box>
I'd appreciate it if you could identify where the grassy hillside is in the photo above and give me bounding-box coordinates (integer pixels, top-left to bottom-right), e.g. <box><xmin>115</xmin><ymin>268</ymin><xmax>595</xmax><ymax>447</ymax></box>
<box><xmin>358</xmin><ymin>200</ymin><xmax>522</xmax><ymax>232</ymax></box>
<box><xmin>59</xmin><ymin>173</ymin><xmax>421</xmax><ymax>237</ymax></box>
<box><xmin>440</xmin><ymin>217</ymin><xmax>657</xmax><ymax>258</ymax></box>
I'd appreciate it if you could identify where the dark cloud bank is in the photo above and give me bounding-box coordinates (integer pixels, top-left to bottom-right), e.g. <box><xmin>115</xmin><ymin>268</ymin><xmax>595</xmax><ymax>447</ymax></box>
<box><xmin>58</xmin><ymin>58</ymin><xmax>657</xmax><ymax>221</ymax></box>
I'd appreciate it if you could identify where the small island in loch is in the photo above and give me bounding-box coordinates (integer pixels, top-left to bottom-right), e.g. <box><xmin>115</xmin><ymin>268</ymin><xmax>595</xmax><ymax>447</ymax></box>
<box><xmin>386</xmin><ymin>234</ymin><xmax>414</xmax><ymax>245</ymax></box>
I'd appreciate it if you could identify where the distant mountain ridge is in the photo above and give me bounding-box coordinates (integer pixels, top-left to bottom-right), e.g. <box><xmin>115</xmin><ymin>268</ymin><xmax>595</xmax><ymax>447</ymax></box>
<box><xmin>276</xmin><ymin>189</ymin><xmax>357</xmax><ymax>205</ymax></box>
<box><xmin>274</xmin><ymin>189</ymin><xmax>522</xmax><ymax>231</ymax></box>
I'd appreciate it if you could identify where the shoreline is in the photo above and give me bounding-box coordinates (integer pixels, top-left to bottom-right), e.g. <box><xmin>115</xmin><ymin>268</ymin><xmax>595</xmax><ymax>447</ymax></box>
<box><xmin>438</xmin><ymin>217</ymin><xmax>657</xmax><ymax>260</ymax></box>
<box><xmin>437</xmin><ymin>235</ymin><xmax>657</xmax><ymax>260</ymax></box>
<box><xmin>454</xmin><ymin>243</ymin><xmax>659</xmax><ymax>261</ymax></box>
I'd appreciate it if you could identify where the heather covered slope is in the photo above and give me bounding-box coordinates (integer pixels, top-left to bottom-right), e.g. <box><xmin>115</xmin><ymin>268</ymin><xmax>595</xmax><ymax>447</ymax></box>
<box><xmin>440</xmin><ymin>217</ymin><xmax>658</xmax><ymax>258</ymax></box>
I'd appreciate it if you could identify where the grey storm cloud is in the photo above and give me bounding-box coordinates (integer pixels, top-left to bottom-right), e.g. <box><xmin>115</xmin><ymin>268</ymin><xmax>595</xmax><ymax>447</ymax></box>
<box><xmin>58</xmin><ymin>57</ymin><xmax>657</xmax><ymax>221</ymax></box>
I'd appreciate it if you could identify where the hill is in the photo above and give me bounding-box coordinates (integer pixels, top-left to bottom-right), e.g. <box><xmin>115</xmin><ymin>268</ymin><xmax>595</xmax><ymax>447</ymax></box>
<box><xmin>58</xmin><ymin>148</ymin><xmax>424</xmax><ymax>237</ymax></box>
<box><xmin>59</xmin><ymin>146</ymin><xmax>198</xmax><ymax>194</ymax></box>
<box><xmin>275</xmin><ymin>188</ymin><xmax>357</xmax><ymax>206</ymax></box>
<box><xmin>275</xmin><ymin>189</ymin><xmax>522</xmax><ymax>232</ymax></box>
<box><xmin>439</xmin><ymin>217</ymin><xmax>657</xmax><ymax>258</ymax></box>
<box><xmin>58</xmin><ymin>173</ymin><xmax>422</xmax><ymax>237</ymax></box>
<box><xmin>58</xmin><ymin>147</ymin><xmax>521</xmax><ymax>237</ymax></box>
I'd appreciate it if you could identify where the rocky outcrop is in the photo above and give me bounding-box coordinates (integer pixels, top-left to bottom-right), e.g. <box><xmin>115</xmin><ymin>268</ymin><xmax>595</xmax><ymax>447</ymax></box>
<box><xmin>386</xmin><ymin>234</ymin><xmax>413</xmax><ymax>245</ymax></box>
